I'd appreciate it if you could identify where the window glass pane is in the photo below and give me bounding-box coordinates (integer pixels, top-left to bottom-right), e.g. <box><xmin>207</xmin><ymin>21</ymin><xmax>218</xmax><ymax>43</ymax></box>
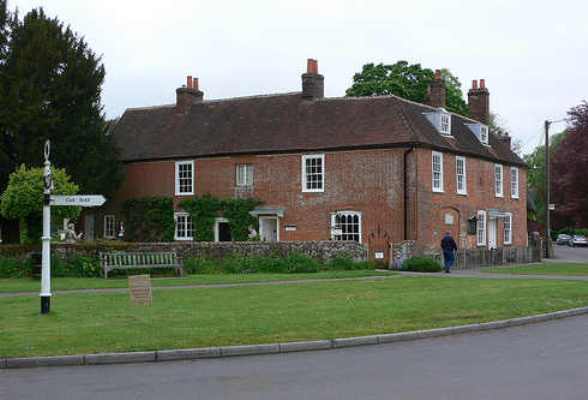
<box><xmin>304</xmin><ymin>156</ymin><xmax>323</xmax><ymax>190</ymax></box>
<box><xmin>331</xmin><ymin>212</ymin><xmax>361</xmax><ymax>242</ymax></box>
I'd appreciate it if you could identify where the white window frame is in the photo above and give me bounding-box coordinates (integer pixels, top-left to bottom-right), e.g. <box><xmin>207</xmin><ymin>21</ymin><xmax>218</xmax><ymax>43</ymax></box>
<box><xmin>174</xmin><ymin>212</ymin><xmax>194</xmax><ymax>241</ymax></box>
<box><xmin>439</xmin><ymin>112</ymin><xmax>451</xmax><ymax>136</ymax></box>
<box><xmin>504</xmin><ymin>213</ymin><xmax>513</xmax><ymax>245</ymax></box>
<box><xmin>432</xmin><ymin>151</ymin><xmax>444</xmax><ymax>192</ymax></box>
<box><xmin>495</xmin><ymin>164</ymin><xmax>503</xmax><ymax>198</ymax></box>
<box><xmin>480</xmin><ymin>125</ymin><xmax>489</xmax><ymax>145</ymax></box>
<box><xmin>330</xmin><ymin>211</ymin><xmax>362</xmax><ymax>243</ymax></box>
<box><xmin>456</xmin><ymin>156</ymin><xmax>467</xmax><ymax>195</ymax></box>
<box><xmin>477</xmin><ymin>210</ymin><xmax>487</xmax><ymax>246</ymax></box>
<box><xmin>175</xmin><ymin>160</ymin><xmax>194</xmax><ymax>196</ymax></box>
<box><xmin>301</xmin><ymin>154</ymin><xmax>325</xmax><ymax>193</ymax></box>
<box><xmin>103</xmin><ymin>215</ymin><xmax>115</xmax><ymax>239</ymax></box>
<box><xmin>511</xmin><ymin>167</ymin><xmax>519</xmax><ymax>199</ymax></box>
<box><xmin>235</xmin><ymin>164</ymin><xmax>254</xmax><ymax>187</ymax></box>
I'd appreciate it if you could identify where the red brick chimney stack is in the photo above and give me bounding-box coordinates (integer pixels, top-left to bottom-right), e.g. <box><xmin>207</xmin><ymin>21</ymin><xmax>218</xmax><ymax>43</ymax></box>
<box><xmin>176</xmin><ymin>74</ymin><xmax>203</xmax><ymax>112</ymax></box>
<box><xmin>426</xmin><ymin>69</ymin><xmax>446</xmax><ymax>108</ymax></box>
<box><xmin>468</xmin><ymin>78</ymin><xmax>490</xmax><ymax>124</ymax></box>
<box><xmin>302</xmin><ymin>58</ymin><xmax>324</xmax><ymax>100</ymax></box>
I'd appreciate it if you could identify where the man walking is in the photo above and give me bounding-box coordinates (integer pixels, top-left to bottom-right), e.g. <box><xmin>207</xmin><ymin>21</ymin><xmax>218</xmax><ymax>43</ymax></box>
<box><xmin>441</xmin><ymin>231</ymin><xmax>458</xmax><ymax>273</ymax></box>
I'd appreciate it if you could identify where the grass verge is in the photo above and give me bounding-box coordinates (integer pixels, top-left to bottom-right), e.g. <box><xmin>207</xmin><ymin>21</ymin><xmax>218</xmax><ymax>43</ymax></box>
<box><xmin>483</xmin><ymin>263</ymin><xmax>588</xmax><ymax>276</ymax></box>
<box><xmin>2</xmin><ymin>276</ymin><xmax>588</xmax><ymax>357</ymax></box>
<box><xmin>0</xmin><ymin>270</ymin><xmax>391</xmax><ymax>293</ymax></box>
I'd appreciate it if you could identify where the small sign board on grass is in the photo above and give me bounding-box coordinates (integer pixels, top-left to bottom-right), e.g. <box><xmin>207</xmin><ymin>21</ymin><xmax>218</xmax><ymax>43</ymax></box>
<box><xmin>128</xmin><ymin>274</ymin><xmax>152</xmax><ymax>305</ymax></box>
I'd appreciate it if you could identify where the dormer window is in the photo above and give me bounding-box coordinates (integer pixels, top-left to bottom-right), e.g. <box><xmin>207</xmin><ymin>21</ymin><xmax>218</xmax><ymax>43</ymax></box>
<box><xmin>424</xmin><ymin>108</ymin><xmax>452</xmax><ymax>136</ymax></box>
<box><xmin>466</xmin><ymin>123</ymin><xmax>490</xmax><ymax>145</ymax></box>
<box><xmin>480</xmin><ymin>125</ymin><xmax>489</xmax><ymax>144</ymax></box>
<box><xmin>439</xmin><ymin>112</ymin><xmax>450</xmax><ymax>135</ymax></box>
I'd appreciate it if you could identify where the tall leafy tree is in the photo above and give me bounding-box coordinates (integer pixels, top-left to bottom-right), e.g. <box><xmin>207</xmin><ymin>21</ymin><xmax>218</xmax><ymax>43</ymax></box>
<box><xmin>551</xmin><ymin>101</ymin><xmax>588</xmax><ymax>227</ymax></box>
<box><xmin>345</xmin><ymin>61</ymin><xmax>469</xmax><ymax>116</ymax></box>
<box><xmin>0</xmin><ymin>7</ymin><xmax>122</xmax><ymax>196</ymax></box>
<box><xmin>524</xmin><ymin>130</ymin><xmax>566</xmax><ymax>225</ymax></box>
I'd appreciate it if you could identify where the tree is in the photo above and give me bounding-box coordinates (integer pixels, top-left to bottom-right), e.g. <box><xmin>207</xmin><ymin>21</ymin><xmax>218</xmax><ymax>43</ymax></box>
<box><xmin>524</xmin><ymin>130</ymin><xmax>567</xmax><ymax>225</ymax></box>
<box><xmin>345</xmin><ymin>61</ymin><xmax>469</xmax><ymax>116</ymax></box>
<box><xmin>551</xmin><ymin>101</ymin><xmax>588</xmax><ymax>227</ymax></box>
<box><xmin>0</xmin><ymin>165</ymin><xmax>80</xmax><ymax>244</ymax></box>
<box><xmin>0</xmin><ymin>7</ymin><xmax>122</xmax><ymax>196</ymax></box>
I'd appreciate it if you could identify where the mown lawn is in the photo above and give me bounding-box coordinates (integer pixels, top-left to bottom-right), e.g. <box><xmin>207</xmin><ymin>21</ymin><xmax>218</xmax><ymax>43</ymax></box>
<box><xmin>484</xmin><ymin>263</ymin><xmax>588</xmax><ymax>276</ymax></box>
<box><xmin>2</xmin><ymin>276</ymin><xmax>588</xmax><ymax>357</ymax></box>
<box><xmin>0</xmin><ymin>270</ymin><xmax>391</xmax><ymax>293</ymax></box>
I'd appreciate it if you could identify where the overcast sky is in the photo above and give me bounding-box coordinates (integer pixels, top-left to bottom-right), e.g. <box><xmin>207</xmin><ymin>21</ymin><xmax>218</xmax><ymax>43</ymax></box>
<box><xmin>10</xmin><ymin>0</ymin><xmax>588</xmax><ymax>154</ymax></box>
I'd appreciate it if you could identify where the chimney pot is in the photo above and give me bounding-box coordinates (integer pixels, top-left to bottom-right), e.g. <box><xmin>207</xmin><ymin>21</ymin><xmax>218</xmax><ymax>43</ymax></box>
<box><xmin>193</xmin><ymin>77</ymin><xmax>199</xmax><ymax>91</ymax></box>
<box><xmin>307</xmin><ymin>58</ymin><xmax>319</xmax><ymax>74</ymax></box>
<box><xmin>302</xmin><ymin>58</ymin><xmax>324</xmax><ymax>99</ymax></box>
<box><xmin>468</xmin><ymin>78</ymin><xmax>489</xmax><ymax>124</ymax></box>
<box><xmin>187</xmin><ymin>75</ymin><xmax>193</xmax><ymax>89</ymax></box>
<box><xmin>425</xmin><ymin>68</ymin><xmax>446</xmax><ymax>108</ymax></box>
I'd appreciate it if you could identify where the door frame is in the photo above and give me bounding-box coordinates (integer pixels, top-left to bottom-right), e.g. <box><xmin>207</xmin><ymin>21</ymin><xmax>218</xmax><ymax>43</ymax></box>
<box><xmin>259</xmin><ymin>216</ymin><xmax>280</xmax><ymax>242</ymax></box>
<box><xmin>487</xmin><ymin>217</ymin><xmax>497</xmax><ymax>249</ymax></box>
<box><xmin>214</xmin><ymin>217</ymin><xmax>230</xmax><ymax>242</ymax></box>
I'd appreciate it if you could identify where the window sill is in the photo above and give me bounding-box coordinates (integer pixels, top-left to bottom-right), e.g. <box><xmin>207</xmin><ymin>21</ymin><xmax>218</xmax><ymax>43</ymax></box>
<box><xmin>432</xmin><ymin>190</ymin><xmax>444</xmax><ymax>194</ymax></box>
<box><xmin>495</xmin><ymin>194</ymin><xmax>504</xmax><ymax>198</ymax></box>
<box><xmin>175</xmin><ymin>192</ymin><xmax>194</xmax><ymax>196</ymax></box>
<box><xmin>302</xmin><ymin>189</ymin><xmax>325</xmax><ymax>193</ymax></box>
<box><xmin>175</xmin><ymin>237</ymin><xmax>193</xmax><ymax>241</ymax></box>
<box><xmin>457</xmin><ymin>192</ymin><xmax>468</xmax><ymax>196</ymax></box>
<box><xmin>511</xmin><ymin>196</ymin><xmax>519</xmax><ymax>200</ymax></box>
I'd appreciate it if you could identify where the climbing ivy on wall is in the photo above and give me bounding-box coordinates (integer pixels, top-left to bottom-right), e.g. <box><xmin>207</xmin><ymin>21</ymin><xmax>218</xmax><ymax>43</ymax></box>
<box><xmin>122</xmin><ymin>197</ymin><xmax>175</xmax><ymax>242</ymax></box>
<box><xmin>180</xmin><ymin>195</ymin><xmax>262</xmax><ymax>241</ymax></box>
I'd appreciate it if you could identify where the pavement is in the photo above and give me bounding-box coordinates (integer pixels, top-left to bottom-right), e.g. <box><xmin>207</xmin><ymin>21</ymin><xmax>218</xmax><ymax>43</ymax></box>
<box><xmin>552</xmin><ymin>244</ymin><xmax>588</xmax><ymax>263</ymax></box>
<box><xmin>3</xmin><ymin>314</ymin><xmax>588</xmax><ymax>399</ymax></box>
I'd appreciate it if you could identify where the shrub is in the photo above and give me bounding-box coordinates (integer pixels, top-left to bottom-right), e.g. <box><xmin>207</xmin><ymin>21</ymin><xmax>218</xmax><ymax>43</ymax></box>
<box><xmin>52</xmin><ymin>255</ymin><xmax>102</xmax><ymax>277</ymax></box>
<box><xmin>327</xmin><ymin>255</ymin><xmax>376</xmax><ymax>271</ymax></box>
<box><xmin>402</xmin><ymin>256</ymin><xmax>442</xmax><ymax>273</ymax></box>
<box><xmin>182</xmin><ymin>253</ymin><xmax>373</xmax><ymax>274</ymax></box>
<box><xmin>0</xmin><ymin>256</ymin><xmax>31</xmax><ymax>278</ymax></box>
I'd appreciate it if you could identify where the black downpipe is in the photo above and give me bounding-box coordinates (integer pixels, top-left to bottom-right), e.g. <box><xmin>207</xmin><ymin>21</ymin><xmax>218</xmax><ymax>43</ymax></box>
<box><xmin>403</xmin><ymin>146</ymin><xmax>415</xmax><ymax>240</ymax></box>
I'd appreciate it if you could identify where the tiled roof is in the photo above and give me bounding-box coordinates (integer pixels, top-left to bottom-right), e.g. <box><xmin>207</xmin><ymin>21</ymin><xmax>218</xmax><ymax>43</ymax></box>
<box><xmin>112</xmin><ymin>92</ymin><xmax>526</xmax><ymax>167</ymax></box>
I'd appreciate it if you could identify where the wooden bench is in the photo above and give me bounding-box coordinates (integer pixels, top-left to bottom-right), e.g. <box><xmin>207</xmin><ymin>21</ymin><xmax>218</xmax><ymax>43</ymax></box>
<box><xmin>99</xmin><ymin>251</ymin><xmax>184</xmax><ymax>279</ymax></box>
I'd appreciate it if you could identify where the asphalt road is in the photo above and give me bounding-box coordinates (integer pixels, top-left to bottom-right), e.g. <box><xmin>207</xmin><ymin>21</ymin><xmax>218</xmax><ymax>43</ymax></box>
<box><xmin>3</xmin><ymin>315</ymin><xmax>588</xmax><ymax>400</ymax></box>
<box><xmin>553</xmin><ymin>244</ymin><xmax>588</xmax><ymax>262</ymax></box>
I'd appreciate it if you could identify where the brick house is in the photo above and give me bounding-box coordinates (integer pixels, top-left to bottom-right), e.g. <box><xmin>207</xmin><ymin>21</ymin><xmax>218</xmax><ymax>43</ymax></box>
<box><xmin>96</xmin><ymin>59</ymin><xmax>526</xmax><ymax>262</ymax></box>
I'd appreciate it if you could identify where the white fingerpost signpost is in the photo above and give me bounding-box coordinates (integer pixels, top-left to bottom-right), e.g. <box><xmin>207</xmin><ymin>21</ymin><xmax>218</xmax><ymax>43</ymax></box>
<box><xmin>40</xmin><ymin>140</ymin><xmax>106</xmax><ymax>314</ymax></box>
<box><xmin>40</xmin><ymin>140</ymin><xmax>53</xmax><ymax>314</ymax></box>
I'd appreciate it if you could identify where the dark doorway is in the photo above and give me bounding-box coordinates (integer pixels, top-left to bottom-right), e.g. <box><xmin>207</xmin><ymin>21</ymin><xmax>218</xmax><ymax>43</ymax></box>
<box><xmin>219</xmin><ymin>222</ymin><xmax>232</xmax><ymax>242</ymax></box>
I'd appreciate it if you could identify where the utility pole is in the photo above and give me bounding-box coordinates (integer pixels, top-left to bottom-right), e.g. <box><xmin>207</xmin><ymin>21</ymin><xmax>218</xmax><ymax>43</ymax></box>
<box><xmin>544</xmin><ymin>120</ymin><xmax>552</xmax><ymax>258</ymax></box>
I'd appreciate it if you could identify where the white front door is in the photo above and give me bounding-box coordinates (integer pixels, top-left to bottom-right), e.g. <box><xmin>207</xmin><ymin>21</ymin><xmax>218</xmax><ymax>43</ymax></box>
<box><xmin>259</xmin><ymin>217</ymin><xmax>279</xmax><ymax>242</ymax></box>
<box><xmin>488</xmin><ymin>218</ymin><xmax>497</xmax><ymax>249</ymax></box>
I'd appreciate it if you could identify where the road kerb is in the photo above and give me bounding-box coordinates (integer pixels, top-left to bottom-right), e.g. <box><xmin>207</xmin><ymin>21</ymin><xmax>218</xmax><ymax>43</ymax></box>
<box><xmin>3</xmin><ymin>306</ymin><xmax>588</xmax><ymax>369</ymax></box>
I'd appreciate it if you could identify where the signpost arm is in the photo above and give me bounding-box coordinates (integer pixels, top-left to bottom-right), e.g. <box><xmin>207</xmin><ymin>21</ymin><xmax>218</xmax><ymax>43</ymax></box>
<box><xmin>40</xmin><ymin>141</ymin><xmax>52</xmax><ymax>314</ymax></box>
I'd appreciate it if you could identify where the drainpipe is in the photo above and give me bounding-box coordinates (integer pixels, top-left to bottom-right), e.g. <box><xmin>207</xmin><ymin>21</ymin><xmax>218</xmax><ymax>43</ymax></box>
<box><xmin>403</xmin><ymin>146</ymin><xmax>416</xmax><ymax>240</ymax></box>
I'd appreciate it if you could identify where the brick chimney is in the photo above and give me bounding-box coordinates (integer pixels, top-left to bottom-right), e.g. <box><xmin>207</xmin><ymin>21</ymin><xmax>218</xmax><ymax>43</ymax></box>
<box><xmin>468</xmin><ymin>79</ymin><xmax>490</xmax><ymax>124</ymax></box>
<box><xmin>302</xmin><ymin>58</ymin><xmax>324</xmax><ymax>100</ymax></box>
<box><xmin>426</xmin><ymin>69</ymin><xmax>446</xmax><ymax>108</ymax></box>
<box><xmin>176</xmin><ymin>75</ymin><xmax>203</xmax><ymax>112</ymax></box>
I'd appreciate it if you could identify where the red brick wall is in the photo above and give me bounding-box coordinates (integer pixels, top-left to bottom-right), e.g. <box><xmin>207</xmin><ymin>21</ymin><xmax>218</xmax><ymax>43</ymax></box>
<box><xmin>104</xmin><ymin>146</ymin><xmax>527</xmax><ymax>261</ymax></box>
<box><xmin>415</xmin><ymin>148</ymin><xmax>527</xmax><ymax>252</ymax></box>
<box><xmin>108</xmin><ymin>149</ymin><xmax>409</xmax><ymax>260</ymax></box>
